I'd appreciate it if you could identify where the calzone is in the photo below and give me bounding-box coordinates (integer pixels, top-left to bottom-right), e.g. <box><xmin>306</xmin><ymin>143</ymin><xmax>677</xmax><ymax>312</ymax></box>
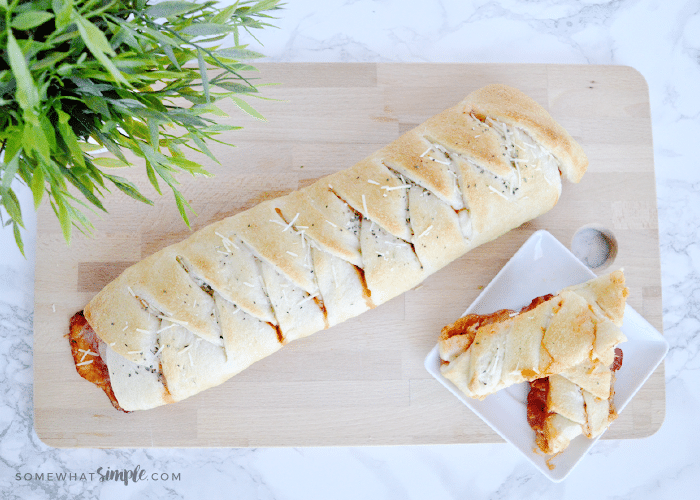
<box><xmin>69</xmin><ymin>84</ymin><xmax>589</xmax><ymax>411</ymax></box>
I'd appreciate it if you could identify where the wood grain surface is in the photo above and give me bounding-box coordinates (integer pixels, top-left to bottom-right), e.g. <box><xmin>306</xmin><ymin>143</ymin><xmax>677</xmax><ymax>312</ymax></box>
<box><xmin>33</xmin><ymin>63</ymin><xmax>664</xmax><ymax>448</ymax></box>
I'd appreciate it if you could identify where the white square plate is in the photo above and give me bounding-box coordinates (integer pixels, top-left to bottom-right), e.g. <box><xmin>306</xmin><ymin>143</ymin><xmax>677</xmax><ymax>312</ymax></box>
<box><xmin>424</xmin><ymin>230</ymin><xmax>668</xmax><ymax>482</ymax></box>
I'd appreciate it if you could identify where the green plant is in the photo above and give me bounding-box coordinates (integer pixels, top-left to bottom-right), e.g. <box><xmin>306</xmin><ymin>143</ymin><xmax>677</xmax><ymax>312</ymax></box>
<box><xmin>0</xmin><ymin>0</ymin><xmax>282</xmax><ymax>255</ymax></box>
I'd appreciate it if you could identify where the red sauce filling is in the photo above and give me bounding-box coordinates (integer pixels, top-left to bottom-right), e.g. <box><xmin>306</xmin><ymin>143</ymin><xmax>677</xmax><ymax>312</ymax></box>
<box><xmin>68</xmin><ymin>311</ymin><xmax>128</xmax><ymax>413</ymax></box>
<box><xmin>612</xmin><ymin>347</ymin><xmax>623</xmax><ymax>372</ymax></box>
<box><xmin>526</xmin><ymin>378</ymin><xmax>550</xmax><ymax>433</ymax></box>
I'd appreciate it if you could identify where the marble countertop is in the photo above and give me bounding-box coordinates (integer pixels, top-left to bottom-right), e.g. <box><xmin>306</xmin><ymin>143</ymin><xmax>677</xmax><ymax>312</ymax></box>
<box><xmin>1</xmin><ymin>0</ymin><xmax>698</xmax><ymax>498</ymax></box>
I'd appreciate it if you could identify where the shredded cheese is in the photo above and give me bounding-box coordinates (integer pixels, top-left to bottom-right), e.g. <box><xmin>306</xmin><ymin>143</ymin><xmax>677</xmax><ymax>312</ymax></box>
<box><xmin>242</xmin><ymin>282</ymin><xmax>255</xmax><ymax>288</ymax></box>
<box><xmin>157</xmin><ymin>323</ymin><xmax>176</xmax><ymax>333</ymax></box>
<box><xmin>135</xmin><ymin>328</ymin><xmax>151</xmax><ymax>335</ymax></box>
<box><xmin>429</xmin><ymin>157</ymin><xmax>450</xmax><ymax>165</ymax></box>
<box><xmin>79</xmin><ymin>348</ymin><xmax>99</xmax><ymax>362</ymax></box>
<box><xmin>76</xmin><ymin>360</ymin><xmax>94</xmax><ymax>367</ymax></box>
<box><xmin>215</xmin><ymin>231</ymin><xmax>239</xmax><ymax>250</ymax></box>
<box><xmin>362</xmin><ymin>194</ymin><xmax>368</xmax><ymax>216</ymax></box>
<box><xmin>286</xmin><ymin>251</ymin><xmax>298</xmax><ymax>257</ymax></box>
<box><xmin>418</xmin><ymin>225</ymin><xmax>433</xmax><ymax>239</ymax></box>
<box><xmin>297</xmin><ymin>293</ymin><xmax>319</xmax><ymax>307</ymax></box>
<box><xmin>381</xmin><ymin>184</ymin><xmax>411</xmax><ymax>191</ymax></box>
<box><xmin>78</xmin><ymin>348</ymin><xmax>98</xmax><ymax>356</ymax></box>
<box><xmin>331</xmin><ymin>262</ymin><xmax>339</xmax><ymax>289</ymax></box>
<box><xmin>367</xmin><ymin>179</ymin><xmax>380</xmax><ymax>185</ymax></box>
<box><xmin>127</xmin><ymin>350</ymin><xmax>143</xmax><ymax>355</ymax></box>
<box><xmin>325</xmin><ymin>220</ymin><xmax>338</xmax><ymax>228</ymax></box>
<box><xmin>283</xmin><ymin>213</ymin><xmax>299</xmax><ymax>232</ymax></box>
<box><xmin>488</xmin><ymin>185</ymin><xmax>509</xmax><ymax>200</ymax></box>
<box><xmin>156</xmin><ymin>316</ymin><xmax>189</xmax><ymax>327</ymax></box>
<box><xmin>419</xmin><ymin>147</ymin><xmax>432</xmax><ymax>157</ymax></box>
<box><xmin>304</xmin><ymin>247</ymin><xmax>313</xmax><ymax>269</ymax></box>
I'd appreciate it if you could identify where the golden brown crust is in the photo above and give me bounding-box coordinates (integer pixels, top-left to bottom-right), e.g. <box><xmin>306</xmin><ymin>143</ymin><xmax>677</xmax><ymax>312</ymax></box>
<box><xmin>564</xmin><ymin>269</ymin><xmax>628</xmax><ymax>326</ymax></box>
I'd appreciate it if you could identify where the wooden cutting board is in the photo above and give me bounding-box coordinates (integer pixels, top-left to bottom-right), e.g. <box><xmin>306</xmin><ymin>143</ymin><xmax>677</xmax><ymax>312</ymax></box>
<box><xmin>33</xmin><ymin>63</ymin><xmax>664</xmax><ymax>448</ymax></box>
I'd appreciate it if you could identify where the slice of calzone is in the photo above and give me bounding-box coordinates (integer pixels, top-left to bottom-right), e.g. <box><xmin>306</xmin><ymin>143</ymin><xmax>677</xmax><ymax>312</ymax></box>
<box><xmin>527</xmin><ymin>347</ymin><xmax>623</xmax><ymax>456</ymax></box>
<box><xmin>70</xmin><ymin>84</ymin><xmax>590</xmax><ymax>411</ymax></box>
<box><xmin>438</xmin><ymin>270</ymin><xmax>628</xmax><ymax>400</ymax></box>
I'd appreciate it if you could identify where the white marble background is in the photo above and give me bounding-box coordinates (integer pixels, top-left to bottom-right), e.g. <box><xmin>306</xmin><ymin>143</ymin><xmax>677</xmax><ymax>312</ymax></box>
<box><xmin>1</xmin><ymin>0</ymin><xmax>699</xmax><ymax>498</ymax></box>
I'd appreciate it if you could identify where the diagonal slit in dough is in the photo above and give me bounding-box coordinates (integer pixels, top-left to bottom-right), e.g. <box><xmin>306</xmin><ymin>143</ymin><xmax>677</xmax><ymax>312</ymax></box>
<box><xmin>259</xmin><ymin>261</ymin><xmax>327</xmax><ymax>343</ymax></box>
<box><xmin>311</xmin><ymin>246</ymin><xmax>373</xmax><ymax>327</ymax></box>
<box><xmin>157</xmin><ymin>324</ymin><xmax>243</xmax><ymax>402</ymax></box>
<box><xmin>466</xmin><ymin>319</ymin><xmax>510</xmax><ymax>395</ymax></box>
<box><xmin>426</xmin><ymin>130</ymin><xmax>518</xmax><ymax>201</ymax></box>
<box><xmin>228</xmin><ymin>199</ymin><xmax>319</xmax><ymax>294</ymax></box>
<box><xmin>213</xmin><ymin>291</ymin><xmax>283</xmax><ymax>366</ymax></box>
<box><xmin>326</xmin><ymin>157</ymin><xmax>412</xmax><ymax>241</ymax></box>
<box><xmin>434</xmin><ymin>119</ymin><xmax>562</xmax><ymax>241</ymax></box>
<box><xmin>276</xmin><ymin>181</ymin><xmax>363</xmax><ymax>268</ymax></box>
<box><xmin>463</xmin><ymin>86</ymin><xmax>585</xmax><ymax>184</ymax></box>
<box><xmin>380</xmin><ymin>133</ymin><xmax>465</xmax><ymax>211</ymax></box>
<box><xmin>359</xmin><ymin>217</ymin><xmax>426</xmax><ymax>306</ymax></box>
<box><xmin>378</xmin><ymin>164</ymin><xmax>436</xmax><ymax>270</ymax></box>
<box><xmin>172</xmin><ymin>223</ymin><xmax>276</xmax><ymax>324</ymax></box>
<box><xmin>408</xmin><ymin>185</ymin><xmax>470</xmax><ymax>274</ymax></box>
<box><xmin>118</xmin><ymin>248</ymin><xmax>224</xmax><ymax>349</ymax></box>
<box><xmin>103</xmin><ymin>340</ymin><xmax>170</xmax><ymax>411</ymax></box>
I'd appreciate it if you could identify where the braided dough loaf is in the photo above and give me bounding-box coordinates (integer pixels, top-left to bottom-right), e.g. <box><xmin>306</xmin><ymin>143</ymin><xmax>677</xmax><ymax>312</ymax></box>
<box><xmin>78</xmin><ymin>84</ymin><xmax>588</xmax><ymax>411</ymax></box>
